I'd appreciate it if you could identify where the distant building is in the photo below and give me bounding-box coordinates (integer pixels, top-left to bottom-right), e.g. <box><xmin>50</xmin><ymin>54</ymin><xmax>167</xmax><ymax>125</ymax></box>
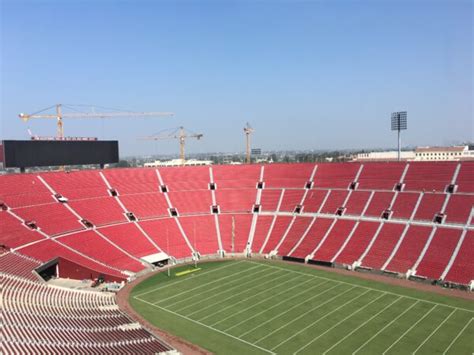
<box><xmin>355</xmin><ymin>151</ymin><xmax>415</xmax><ymax>161</ymax></box>
<box><xmin>354</xmin><ymin>145</ymin><xmax>473</xmax><ymax>162</ymax></box>
<box><xmin>414</xmin><ymin>146</ymin><xmax>472</xmax><ymax>161</ymax></box>
<box><xmin>143</xmin><ymin>159</ymin><xmax>212</xmax><ymax>167</ymax></box>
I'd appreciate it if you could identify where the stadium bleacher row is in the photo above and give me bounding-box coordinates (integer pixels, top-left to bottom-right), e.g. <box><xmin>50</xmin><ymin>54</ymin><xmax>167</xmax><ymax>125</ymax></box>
<box><xmin>1</xmin><ymin>162</ymin><xmax>473</xmax><ymax>288</ymax></box>
<box><xmin>0</xmin><ymin>250</ymin><xmax>174</xmax><ymax>354</ymax></box>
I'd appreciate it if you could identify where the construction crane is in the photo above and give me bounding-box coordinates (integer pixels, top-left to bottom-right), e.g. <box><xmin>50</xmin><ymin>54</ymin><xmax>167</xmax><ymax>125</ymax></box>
<box><xmin>244</xmin><ymin>122</ymin><xmax>254</xmax><ymax>164</ymax></box>
<box><xmin>140</xmin><ymin>126</ymin><xmax>203</xmax><ymax>164</ymax></box>
<box><xmin>19</xmin><ymin>104</ymin><xmax>174</xmax><ymax>139</ymax></box>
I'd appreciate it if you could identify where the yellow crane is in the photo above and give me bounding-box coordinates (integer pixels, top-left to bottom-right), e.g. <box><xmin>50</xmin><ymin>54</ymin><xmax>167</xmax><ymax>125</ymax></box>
<box><xmin>140</xmin><ymin>126</ymin><xmax>203</xmax><ymax>165</ymax></box>
<box><xmin>19</xmin><ymin>104</ymin><xmax>174</xmax><ymax>139</ymax></box>
<box><xmin>244</xmin><ymin>122</ymin><xmax>254</xmax><ymax>164</ymax></box>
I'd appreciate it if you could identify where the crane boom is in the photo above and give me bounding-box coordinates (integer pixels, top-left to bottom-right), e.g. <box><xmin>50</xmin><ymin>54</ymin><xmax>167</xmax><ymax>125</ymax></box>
<box><xmin>19</xmin><ymin>104</ymin><xmax>174</xmax><ymax>138</ymax></box>
<box><xmin>140</xmin><ymin>126</ymin><xmax>203</xmax><ymax>164</ymax></box>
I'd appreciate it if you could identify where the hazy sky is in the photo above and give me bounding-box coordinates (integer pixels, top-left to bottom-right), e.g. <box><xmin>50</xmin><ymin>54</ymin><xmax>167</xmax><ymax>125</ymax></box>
<box><xmin>1</xmin><ymin>0</ymin><xmax>472</xmax><ymax>157</ymax></box>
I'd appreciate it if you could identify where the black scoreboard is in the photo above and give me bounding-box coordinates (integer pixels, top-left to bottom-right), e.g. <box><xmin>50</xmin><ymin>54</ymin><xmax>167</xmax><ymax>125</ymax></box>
<box><xmin>2</xmin><ymin>140</ymin><xmax>119</xmax><ymax>168</ymax></box>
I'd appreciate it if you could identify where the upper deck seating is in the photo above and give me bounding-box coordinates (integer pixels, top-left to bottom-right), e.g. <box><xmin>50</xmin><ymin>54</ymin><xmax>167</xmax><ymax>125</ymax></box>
<box><xmin>168</xmin><ymin>190</ymin><xmax>212</xmax><ymax>215</ymax></box>
<box><xmin>69</xmin><ymin>196</ymin><xmax>126</xmax><ymax>226</ymax></box>
<box><xmin>391</xmin><ymin>192</ymin><xmax>420</xmax><ymax>220</ymax></box>
<box><xmin>216</xmin><ymin>189</ymin><xmax>256</xmax><ymax>213</ymax></box>
<box><xmin>320</xmin><ymin>190</ymin><xmax>348</xmax><ymax>214</ymax></box>
<box><xmin>413</xmin><ymin>193</ymin><xmax>446</xmax><ymax>222</ymax></box>
<box><xmin>357</xmin><ymin>162</ymin><xmax>406</xmax><ymax>190</ymax></box>
<box><xmin>344</xmin><ymin>190</ymin><xmax>371</xmax><ymax>216</ymax></box>
<box><xmin>103</xmin><ymin>168</ymin><xmax>160</xmax><ymax>195</ymax></box>
<box><xmin>0</xmin><ymin>174</ymin><xmax>54</xmax><ymax>208</ymax></box>
<box><xmin>264</xmin><ymin>163</ymin><xmax>314</xmax><ymax>188</ymax></box>
<box><xmin>213</xmin><ymin>164</ymin><xmax>260</xmax><ymax>188</ymax></box>
<box><xmin>301</xmin><ymin>189</ymin><xmax>328</xmax><ymax>213</ymax></box>
<box><xmin>313</xmin><ymin>163</ymin><xmax>360</xmax><ymax>189</ymax></box>
<box><xmin>444</xmin><ymin>194</ymin><xmax>474</xmax><ymax>225</ymax></box>
<box><xmin>159</xmin><ymin>165</ymin><xmax>210</xmax><ymax>191</ymax></box>
<box><xmin>119</xmin><ymin>192</ymin><xmax>169</xmax><ymax>219</ymax></box>
<box><xmin>42</xmin><ymin>170</ymin><xmax>108</xmax><ymax>200</ymax></box>
<box><xmin>364</xmin><ymin>191</ymin><xmax>395</xmax><ymax>217</ymax></box>
<box><xmin>456</xmin><ymin>161</ymin><xmax>474</xmax><ymax>192</ymax></box>
<box><xmin>403</xmin><ymin>162</ymin><xmax>456</xmax><ymax>192</ymax></box>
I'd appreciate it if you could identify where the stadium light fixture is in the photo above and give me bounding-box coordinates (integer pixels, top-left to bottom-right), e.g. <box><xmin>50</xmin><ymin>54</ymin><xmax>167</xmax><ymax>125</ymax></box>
<box><xmin>391</xmin><ymin>111</ymin><xmax>407</xmax><ymax>161</ymax></box>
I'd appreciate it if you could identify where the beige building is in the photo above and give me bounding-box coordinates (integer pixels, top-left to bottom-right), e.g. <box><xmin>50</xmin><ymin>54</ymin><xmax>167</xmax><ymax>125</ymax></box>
<box><xmin>414</xmin><ymin>146</ymin><xmax>471</xmax><ymax>161</ymax></box>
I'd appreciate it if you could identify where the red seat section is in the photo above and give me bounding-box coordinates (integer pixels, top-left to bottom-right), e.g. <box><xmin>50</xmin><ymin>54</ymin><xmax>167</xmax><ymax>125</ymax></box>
<box><xmin>334</xmin><ymin>221</ymin><xmax>380</xmax><ymax>265</ymax></box>
<box><xmin>261</xmin><ymin>216</ymin><xmax>293</xmax><ymax>254</ymax></box>
<box><xmin>456</xmin><ymin>162</ymin><xmax>474</xmax><ymax>193</ymax></box>
<box><xmin>103</xmin><ymin>168</ymin><xmax>159</xmax><ymax>194</ymax></box>
<box><xmin>17</xmin><ymin>239</ymin><xmax>125</xmax><ymax>279</ymax></box>
<box><xmin>0</xmin><ymin>212</ymin><xmax>46</xmax><ymax>248</ymax></box>
<box><xmin>69</xmin><ymin>197</ymin><xmax>126</xmax><ymax>226</ymax></box>
<box><xmin>42</xmin><ymin>170</ymin><xmax>108</xmax><ymax>200</ymax></box>
<box><xmin>391</xmin><ymin>192</ymin><xmax>420</xmax><ymax>220</ymax></box>
<box><xmin>119</xmin><ymin>193</ymin><xmax>169</xmax><ymax>219</ymax></box>
<box><xmin>219</xmin><ymin>214</ymin><xmax>252</xmax><ymax>253</ymax></box>
<box><xmin>251</xmin><ymin>216</ymin><xmax>273</xmax><ymax>252</ymax></box>
<box><xmin>313</xmin><ymin>163</ymin><xmax>360</xmax><ymax>189</ymax></box>
<box><xmin>444</xmin><ymin>194</ymin><xmax>474</xmax><ymax>225</ymax></box>
<box><xmin>0</xmin><ymin>174</ymin><xmax>53</xmax><ymax>208</ymax></box>
<box><xmin>301</xmin><ymin>189</ymin><xmax>328</xmax><ymax>213</ymax></box>
<box><xmin>159</xmin><ymin>166</ymin><xmax>209</xmax><ymax>191</ymax></box>
<box><xmin>277</xmin><ymin>217</ymin><xmax>312</xmax><ymax>255</ymax></box>
<box><xmin>180</xmin><ymin>215</ymin><xmax>219</xmax><ymax>255</ymax></box>
<box><xmin>403</xmin><ymin>162</ymin><xmax>456</xmax><ymax>192</ymax></box>
<box><xmin>279</xmin><ymin>189</ymin><xmax>305</xmax><ymax>212</ymax></box>
<box><xmin>361</xmin><ymin>223</ymin><xmax>406</xmax><ymax>269</ymax></box>
<box><xmin>213</xmin><ymin>164</ymin><xmax>260</xmax><ymax>188</ymax></box>
<box><xmin>320</xmin><ymin>190</ymin><xmax>348</xmax><ymax>214</ymax></box>
<box><xmin>14</xmin><ymin>203</ymin><xmax>83</xmax><ymax>236</ymax></box>
<box><xmin>384</xmin><ymin>225</ymin><xmax>433</xmax><ymax>273</ymax></box>
<box><xmin>168</xmin><ymin>190</ymin><xmax>212</xmax><ymax>215</ymax></box>
<box><xmin>59</xmin><ymin>231</ymin><xmax>145</xmax><ymax>272</ymax></box>
<box><xmin>364</xmin><ymin>192</ymin><xmax>394</xmax><ymax>217</ymax></box>
<box><xmin>216</xmin><ymin>189</ymin><xmax>256</xmax><ymax>213</ymax></box>
<box><xmin>445</xmin><ymin>231</ymin><xmax>474</xmax><ymax>284</ymax></box>
<box><xmin>357</xmin><ymin>162</ymin><xmax>406</xmax><ymax>190</ymax></box>
<box><xmin>415</xmin><ymin>228</ymin><xmax>462</xmax><ymax>280</ymax></box>
<box><xmin>264</xmin><ymin>163</ymin><xmax>314</xmax><ymax>188</ymax></box>
<box><xmin>139</xmin><ymin>219</ymin><xmax>192</xmax><ymax>259</ymax></box>
<box><xmin>290</xmin><ymin>217</ymin><xmax>334</xmax><ymax>259</ymax></box>
<box><xmin>312</xmin><ymin>219</ymin><xmax>356</xmax><ymax>262</ymax></box>
<box><xmin>260</xmin><ymin>189</ymin><xmax>283</xmax><ymax>211</ymax></box>
<box><xmin>414</xmin><ymin>193</ymin><xmax>445</xmax><ymax>222</ymax></box>
<box><xmin>99</xmin><ymin>223</ymin><xmax>160</xmax><ymax>258</ymax></box>
<box><xmin>344</xmin><ymin>191</ymin><xmax>371</xmax><ymax>216</ymax></box>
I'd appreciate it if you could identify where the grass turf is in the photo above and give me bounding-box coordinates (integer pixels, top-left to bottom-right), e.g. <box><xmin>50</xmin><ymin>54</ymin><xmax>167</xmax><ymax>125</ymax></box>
<box><xmin>130</xmin><ymin>260</ymin><xmax>474</xmax><ymax>355</ymax></box>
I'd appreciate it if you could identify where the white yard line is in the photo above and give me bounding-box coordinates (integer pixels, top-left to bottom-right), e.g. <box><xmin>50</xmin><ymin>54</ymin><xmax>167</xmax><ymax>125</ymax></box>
<box><xmin>272</xmin><ymin>289</ymin><xmax>374</xmax><ymax>351</ymax></box>
<box><xmin>208</xmin><ymin>277</ymin><xmax>317</xmax><ymax>326</ymax></box>
<box><xmin>351</xmin><ymin>300</ymin><xmax>421</xmax><ymax>354</ymax></box>
<box><xmin>255</xmin><ymin>287</ymin><xmax>361</xmax><ymax>346</ymax></box>
<box><xmin>226</xmin><ymin>280</ymin><xmax>333</xmax><ymax>333</ymax></box>
<box><xmin>196</xmin><ymin>273</ymin><xmax>300</xmax><ymax>321</ymax></box>
<box><xmin>412</xmin><ymin>309</ymin><xmax>457</xmax><ymax>354</ymax></box>
<box><xmin>295</xmin><ymin>295</ymin><xmax>400</xmax><ymax>354</ymax></box>
<box><xmin>442</xmin><ymin>317</ymin><xmax>473</xmax><ymax>355</ymax></box>
<box><xmin>154</xmin><ymin>264</ymin><xmax>264</xmax><ymax>305</ymax></box>
<box><xmin>134</xmin><ymin>296</ymin><xmax>276</xmax><ymax>355</ymax></box>
<box><xmin>175</xmin><ymin>269</ymin><xmax>283</xmax><ymax>313</ymax></box>
<box><xmin>382</xmin><ymin>304</ymin><xmax>437</xmax><ymax>354</ymax></box>
<box><xmin>246</xmin><ymin>261</ymin><xmax>474</xmax><ymax>314</ymax></box>
<box><xmin>134</xmin><ymin>260</ymin><xmax>244</xmax><ymax>298</ymax></box>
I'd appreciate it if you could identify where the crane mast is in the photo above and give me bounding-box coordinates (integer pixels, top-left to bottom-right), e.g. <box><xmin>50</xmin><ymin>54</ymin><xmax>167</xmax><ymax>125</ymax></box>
<box><xmin>244</xmin><ymin>122</ymin><xmax>254</xmax><ymax>164</ymax></box>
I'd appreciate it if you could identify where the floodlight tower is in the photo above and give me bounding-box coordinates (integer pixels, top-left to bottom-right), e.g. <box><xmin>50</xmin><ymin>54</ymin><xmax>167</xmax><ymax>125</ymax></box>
<box><xmin>244</xmin><ymin>122</ymin><xmax>254</xmax><ymax>164</ymax></box>
<box><xmin>391</xmin><ymin>111</ymin><xmax>407</xmax><ymax>161</ymax></box>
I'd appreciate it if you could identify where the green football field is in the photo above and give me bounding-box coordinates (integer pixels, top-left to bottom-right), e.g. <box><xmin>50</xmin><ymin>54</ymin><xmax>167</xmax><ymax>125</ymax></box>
<box><xmin>130</xmin><ymin>260</ymin><xmax>474</xmax><ymax>355</ymax></box>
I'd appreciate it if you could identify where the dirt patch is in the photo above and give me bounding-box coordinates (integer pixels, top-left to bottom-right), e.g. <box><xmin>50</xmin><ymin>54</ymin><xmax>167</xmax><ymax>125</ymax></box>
<box><xmin>117</xmin><ymin>258</ymin><xmax>473</xmax><ymax>355</ymax></box>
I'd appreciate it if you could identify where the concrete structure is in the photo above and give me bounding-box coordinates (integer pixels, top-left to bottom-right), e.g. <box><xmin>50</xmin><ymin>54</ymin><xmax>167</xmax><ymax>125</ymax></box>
<box><xmin>354</xmin><ymin>146</ymin><xmax>473</xmax><ymax>162</ymax></box>
<box><xmin>355</xmin><ymin>151</ymin><xmax>415</xmax><ymax>161</ymax></box>
<box><xmin>144</xmin><ymin>158</ymin><xmax>212</xmax><ymax>167</ymax></box>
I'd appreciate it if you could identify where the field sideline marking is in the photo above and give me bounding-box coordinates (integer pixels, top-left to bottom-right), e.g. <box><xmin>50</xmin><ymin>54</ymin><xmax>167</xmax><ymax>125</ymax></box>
<box><xmin>256</xmin><ymin>286</ymin><xmax>363</xmax><ymax>345</ymax></box>
<box><xmin>350</xmin><ymin>300</ymin><xmax>421</xmax><ymax>355</ymax></box>
<box><xmin>134</xmin><ymin>260</ymin><xmax>245</xmax><ymax>298</ymax></box>
<box><xmin>133</xmin><ymin>296</ymin><xmax>276</xmax><ymax>355</ymax></box>
<box><xmin>176</xmin><ymin>269</ymin><xmax>284</xmax><ymax>314</ymax></box>
<box><xmin>193</xmin><ymin>273</ymin><xmax>299</xmax><ymax>321</ymax></box>
<box><xmin>207</xmin><ymin>276</ymin><xmax>315</xmax><ymax>326</ymax></box>
<box><xmin>168</xmin><ymin>267</ymin><xmax>276</xmax><ymax>310</ymax></box>
<box><xmin>381</xmin><ymin>304</ymin><xmax>438</xmax><ymax>354</ymax></box>
<box><xmin>412</xmin><ymin>309</ymin><xmax>457</xmax><ymax>354</ymax></box>
<box><xmin>276</xmin><ymin>291</ymin><xmax>386</xmax><ymax>352</ymax></box>
<box><xmin>442</xmin><ymin>317</ymin><xmax>473</xmax><ymax>355</ymax></box>
<box><xmin>153</xmin><ymin>264</ymin><xmax>263</xmax><ymax>305</ymax></box>
<box><xmin>225</xmin><ymin>280</ymin><xmax>332</xmax><ymax>333</ymax></box>
<box><xmin>247</xmin><ymin>260</ymin><xmax>474</xmax><ymax>314</ymax></box>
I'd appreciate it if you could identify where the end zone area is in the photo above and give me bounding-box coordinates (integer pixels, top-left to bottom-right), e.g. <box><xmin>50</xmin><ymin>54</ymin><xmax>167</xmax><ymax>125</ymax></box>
<box><xmin>130</xmin><ymin>260</ymin><xmax>474</xmax><ymax>355</ymax></box>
